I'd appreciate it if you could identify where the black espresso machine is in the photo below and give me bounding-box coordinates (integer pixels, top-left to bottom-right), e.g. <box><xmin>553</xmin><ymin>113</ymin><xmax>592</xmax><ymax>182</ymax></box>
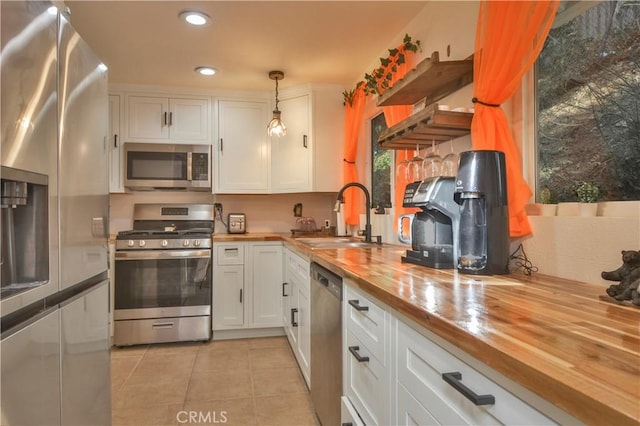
<box><xmin>399</xmin><ymin>150</ymin><xmax>509</xmax><ymax>274</ymax></box>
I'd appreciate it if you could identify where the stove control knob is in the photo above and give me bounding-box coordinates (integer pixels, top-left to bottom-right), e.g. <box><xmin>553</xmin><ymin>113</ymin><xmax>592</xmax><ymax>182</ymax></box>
<box><xmin>161</xmin><ymin>240</ymin><xmax>168</xmax><ymax>247</ymax></box>
<box><xmin>127</xmin><ymin>240</ymin><xmax>135</xmax><ymax>247</ymax></box>
<box><xmin>183</xmin><ymin>240</ymin><xmax>190</xmax><ymax>247</ymax></box>
<box><xmin>139</xmin><ymin>240</ymin><xmax>146</xmax><ymax>247</ymax></box>
<box><xmin>194</xmin><ymin>240</ymin><xmax>201</xmax><ymax>247</ymax></box>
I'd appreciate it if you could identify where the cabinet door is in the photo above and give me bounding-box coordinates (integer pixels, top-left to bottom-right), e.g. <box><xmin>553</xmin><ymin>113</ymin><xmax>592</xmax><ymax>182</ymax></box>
<box><xmin>345</xmin><ymin>330</ymin><xmax>389</xmax><ymax>426</ymax></box>
<box><xmin>108</xmin><ymin>94</ymin><xmax>123</xmax><ymax>192</ymax></box>
<box><xmin>271</xmin><ymin>94</ymin><xmax>311</xmax><ymax>192</ymax></box>
<box><xmin>297</xmin><ymin>271</ymin><xmax>311</xmax><ymax>384</ymax></box>
<box><xmin>126</xmin><ymin>96</ymin><xmax>169</xmax><ymax>140</ymax></box>
<box><xmin>213</xmin><ymin>265</ymin><xmax>244</xmax><ymax>329</ymax></box>
<box><xmin>216</xmin><ymin>99</ymin><xmax>269</xmax><ymax>193</ymax></box>
<box><xmin>169</xmin><ymin>98</ymin><xmax>209</xmax><ymax>142</ymax></box>
<box><xmin>250</xmin><ymin>244</ymin><xmax>283</xmax><ymax>327</ymax></box>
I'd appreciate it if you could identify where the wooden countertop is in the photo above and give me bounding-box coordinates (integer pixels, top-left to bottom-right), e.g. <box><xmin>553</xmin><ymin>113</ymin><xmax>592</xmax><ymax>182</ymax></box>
<box><xmin>216</xmin><ymin>233</ymin><xmax>640</xmax><ymax>425</ymax></box>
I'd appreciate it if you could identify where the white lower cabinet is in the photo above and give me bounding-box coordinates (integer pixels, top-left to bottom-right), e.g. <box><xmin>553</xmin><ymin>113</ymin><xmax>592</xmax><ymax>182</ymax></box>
<box><xmin>282</xmin><ymin>247</ymin><xmax>311</xmax><ymax>387</ymax></box>
<box><xmin>342</xmin><ymin>280</ymin><xmax>562</xmax><ymax>426</ymax></box>
<box><xmin>341</xmin><ymin>395</ymin><xmax>365</xmax><ymax>426</ymax></box>
<box><xmin>343</xmin><ymin>281</ymin><xmax>391</xmax><ymax>426</ymax></box>
<box><xmin>396</xmin><ymin>320</ymin><xmax>556</xmax><ymax>426</ymax></box>
<box><xmin>213</xmin><ymin>242</ymin><xmax>282</xmax><ymax>333</ymax></box>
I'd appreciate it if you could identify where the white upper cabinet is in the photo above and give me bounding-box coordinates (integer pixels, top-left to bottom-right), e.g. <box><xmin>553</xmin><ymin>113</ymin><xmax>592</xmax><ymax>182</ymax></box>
<box><xmin>215</xmin><ymin>99</ymin><xmax>270</xmax><ymax>193</ymax></box>
<box><xmin>125</xmin><ymin>95</ymin><xmax>209</xmax><ymax>144</ymax></box>
<box><xmin>108</xmin><ymin>94</ymin><xmax>123</xmax><ymax>193</ymax></box>
<box><xmin>271</xmin><ymin>93</ymin><xmax>312</xmax><ymax>192</ymax></box>
<box><xmin>271</xmin><ymin>84</ymin><xmax>345</xmax><ymax>193</ymax></box>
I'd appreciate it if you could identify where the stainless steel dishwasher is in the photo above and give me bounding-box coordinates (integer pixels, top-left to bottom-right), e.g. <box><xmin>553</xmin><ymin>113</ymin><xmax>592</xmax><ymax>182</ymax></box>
<box><xmin>310</xmin><ymin>262</ymin><xmax>343</xmax><ymax>426</ymax></box>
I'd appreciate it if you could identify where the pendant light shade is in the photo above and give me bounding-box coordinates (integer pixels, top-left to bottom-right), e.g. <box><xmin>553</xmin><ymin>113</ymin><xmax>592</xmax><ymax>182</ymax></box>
<box><xmin>267</xmin><ymin>70</ymin><xmax>287</xmax><ymax>137</ymax></box>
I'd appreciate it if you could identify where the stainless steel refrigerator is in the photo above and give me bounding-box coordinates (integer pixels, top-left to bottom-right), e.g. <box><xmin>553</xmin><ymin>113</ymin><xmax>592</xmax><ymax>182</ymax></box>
<box><xmin>1</xmin><ymin>1</ymin><xmax>111</xmax><ymax>424</ymax></box>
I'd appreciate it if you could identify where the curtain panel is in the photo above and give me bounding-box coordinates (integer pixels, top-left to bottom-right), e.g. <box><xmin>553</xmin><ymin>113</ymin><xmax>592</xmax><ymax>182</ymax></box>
<box><xmin>472</xmin><ymin>0</ymin><xmax>559</xmax><ymax>237</ymax></box>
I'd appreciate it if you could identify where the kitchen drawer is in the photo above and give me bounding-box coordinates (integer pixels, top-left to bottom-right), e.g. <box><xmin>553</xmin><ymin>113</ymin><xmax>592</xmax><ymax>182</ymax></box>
<box><xmin>216</xmin><ymin>244</ymin><xmax>245</xmax><ymax>265</ymax></box>
<box><xmin>396</xmin><ymin>320</ymin><xmax>556</xmax><ymax>426</ymax></box>
<box><xmin>344</xmin><ymin>330</ymin><xmax>389</xmax><ymax>426</ymax></box>
<box><xmin>397</xmin><ymin>383</ymin><xmax>440</xmax><ymax>426</ymax></box>
<box><xmin>341</xmin><ymin>396</ymin><xmax>365</xmax><ymax>426</ymax></box>
<box><xmin>287</xmin><ymin>249</ymin><xmax>309</xmax><ymax>280</ymax></box>
<box><xmin>345</xmin><ymin>283</ymin><xmax>388</xmax><ymax>365</ymax></box>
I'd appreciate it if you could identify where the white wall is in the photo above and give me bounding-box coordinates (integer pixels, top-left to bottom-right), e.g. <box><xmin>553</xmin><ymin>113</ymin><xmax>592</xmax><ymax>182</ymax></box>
<box><xmin>356</xmin><ymin>1</ymin><xmax>640</xmax><ymax>286</ymax></box>
<box><xmin>109</xmin><ymin>191</ymin><xmax>337</xmax><ymax>235</ymax></box>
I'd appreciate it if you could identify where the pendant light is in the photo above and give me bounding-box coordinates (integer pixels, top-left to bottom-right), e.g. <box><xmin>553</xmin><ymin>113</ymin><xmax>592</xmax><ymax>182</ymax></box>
<box><xmin>267</xmin><ymin>70</ymin><xmax>287</xmax><ymax>137</ymax></box>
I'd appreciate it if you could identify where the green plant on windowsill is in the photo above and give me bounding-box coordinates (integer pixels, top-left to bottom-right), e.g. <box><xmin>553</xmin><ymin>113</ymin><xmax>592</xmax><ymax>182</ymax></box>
<box><xmin>539</xmin><ymin>186</ymin><xmax>557</xmax><ymax>204</ymax></box>
<box><xmin>575</xmin><ymin>181</ymin><xmax>601</xmax><ymax>203</ymax></box>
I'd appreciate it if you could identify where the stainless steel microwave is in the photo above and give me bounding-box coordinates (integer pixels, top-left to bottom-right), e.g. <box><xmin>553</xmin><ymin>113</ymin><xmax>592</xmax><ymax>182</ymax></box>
<box><xmin>124</xmin><ymin>143</ymin><xmax>211</xmax><ymax>191</ymax></box>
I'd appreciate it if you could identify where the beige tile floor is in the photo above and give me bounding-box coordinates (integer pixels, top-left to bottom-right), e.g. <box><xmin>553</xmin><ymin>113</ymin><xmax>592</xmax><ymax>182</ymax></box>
<box><xmin>111</xmin><ymin>336</ymin><xmax>319</xmax><ymax>426</ymax></box>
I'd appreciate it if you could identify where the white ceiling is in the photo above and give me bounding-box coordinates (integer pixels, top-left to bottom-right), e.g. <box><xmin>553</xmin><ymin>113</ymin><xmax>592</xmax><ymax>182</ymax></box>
<box><xmin>64</xmin><ymin>1</ymin><xmax>428</xmax><ymax>92</ymax></box>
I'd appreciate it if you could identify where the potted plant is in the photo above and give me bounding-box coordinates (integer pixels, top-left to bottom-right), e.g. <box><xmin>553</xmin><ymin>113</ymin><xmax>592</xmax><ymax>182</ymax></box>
<box><xmin>539</xmin><ymin>186</ymin><xmax>557</xmax><ymax>216</ymax></box>
<box><xmin>575</xmin><ymin>181</ymin><xmax>600</xmax><ymax>216</ymax></box>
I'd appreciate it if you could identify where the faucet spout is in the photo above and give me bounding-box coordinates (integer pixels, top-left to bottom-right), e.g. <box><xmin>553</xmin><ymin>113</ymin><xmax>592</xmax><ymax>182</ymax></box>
<box><xmin>336</xmin><ymin>182</ymin><xmax>372</xmax><ymax>243</ymax></box>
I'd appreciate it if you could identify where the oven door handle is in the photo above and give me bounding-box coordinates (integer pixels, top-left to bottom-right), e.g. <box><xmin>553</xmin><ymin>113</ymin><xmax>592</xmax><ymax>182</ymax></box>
<box><xmin>115</xmin><ymin>250</ymin><xmax>211</xmax><ymax>260</ymax></box>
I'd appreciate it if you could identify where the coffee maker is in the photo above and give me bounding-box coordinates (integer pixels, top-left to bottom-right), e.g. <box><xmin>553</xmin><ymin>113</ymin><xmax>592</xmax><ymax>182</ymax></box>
<box><xmin>399</xmin><ymin>177</ymin><xmax>460</xmax><ymax>269</ymax></box>
<box><xmin>454</xmin><ymin>150</ymin><xmax>509</xmax><ymax>275</ymax></box>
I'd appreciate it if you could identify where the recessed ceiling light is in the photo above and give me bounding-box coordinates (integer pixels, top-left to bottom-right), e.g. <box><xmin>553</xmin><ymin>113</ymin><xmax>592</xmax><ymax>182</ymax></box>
<box><xmin>179</xmin><ymin>10</ymin><xmax>210</xmax><ymax>26</ymax></box>
<box><xmin>195</xmin><ymin>66</ymin><xmax>216</xmax><ymax>76</ymax></box>
<box><xmin>47</xmin><ymin>6</ymin><xmax>58</xmax><ymax>15</ymax></box>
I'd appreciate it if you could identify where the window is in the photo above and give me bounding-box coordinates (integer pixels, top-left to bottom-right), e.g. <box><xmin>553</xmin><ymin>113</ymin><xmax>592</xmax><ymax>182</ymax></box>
<box><xmin>536</xmin><ymin>0</ymin><xmax>640</xmax><ymax>202</ymax></box>
<box><xmin>371</xmin><ymin>112</ymin><xmax>391</xmax><ymax>208</ymax></box>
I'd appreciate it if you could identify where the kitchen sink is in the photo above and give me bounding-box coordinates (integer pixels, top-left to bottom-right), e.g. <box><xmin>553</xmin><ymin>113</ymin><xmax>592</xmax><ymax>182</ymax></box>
<box><xmin>294</xmin><ymin>237</ymin><xmax>379</xmax><ymax>249</ymax></box>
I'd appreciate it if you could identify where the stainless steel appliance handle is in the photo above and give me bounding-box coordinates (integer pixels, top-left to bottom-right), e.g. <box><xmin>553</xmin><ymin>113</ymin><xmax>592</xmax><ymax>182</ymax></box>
<box><xmin>187</xmin><ymin>152</ymin><xmax>193</xmax><ymax>181</ymax></box>
<box><xmin>115</xmin><ymin>250</ymin><xmax>211</xmax><ymax>260</ymax></box>
<box><xmin>152</xmin><ymin>322</ymin><xmax>175</xmax><ymax>329</ymax></box>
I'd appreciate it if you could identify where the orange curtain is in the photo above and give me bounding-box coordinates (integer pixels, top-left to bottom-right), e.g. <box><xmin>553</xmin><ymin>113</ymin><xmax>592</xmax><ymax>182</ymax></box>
<box><xmin>342</xmin><ymin>84</ymin><xmax>366</xmax><ymax>225</ymax></box>
<box><xmin>471</xmin><ymin>0</ymin><xmax>559</xmax><ymax>237</ymax></box>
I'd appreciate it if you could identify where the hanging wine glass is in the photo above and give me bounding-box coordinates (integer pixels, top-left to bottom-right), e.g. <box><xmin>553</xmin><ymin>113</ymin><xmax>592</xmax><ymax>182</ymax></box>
<box><xmin>440</xmin><ymin>138</ymin><xmax>459</xmax><ymax>177</ymax></box>
<box><xmin>396</xmin><ymin>149</ymin><xmax>410</xmax><ymax>181</ymax></box>
<box><xmin>421</xmin><ymin>140</ymin><xmax>442</xmax><ymax>178</ymax></box>
<box><xmin>408</xmin><ymin>144</ymin><xmax>425</xmax><ymax>182</ymax></box>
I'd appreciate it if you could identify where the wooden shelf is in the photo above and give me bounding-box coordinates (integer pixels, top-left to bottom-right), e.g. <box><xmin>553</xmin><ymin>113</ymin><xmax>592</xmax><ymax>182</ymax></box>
<box><xmin>377</xmin><ymin>103</ymin><xmax>473</xmax><ymax>149</ymax></box>
<box><xmin>376</xmin><ymin>51</ymin><xmax>474</xmax><ymax>107</ymax></box>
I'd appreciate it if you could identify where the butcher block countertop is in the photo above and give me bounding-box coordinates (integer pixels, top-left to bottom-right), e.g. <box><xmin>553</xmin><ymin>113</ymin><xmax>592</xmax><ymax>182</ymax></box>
<box><xmin>215</xmin><ymin>233</ymin><xmax>640</xmax><ymax>425</ymax></box>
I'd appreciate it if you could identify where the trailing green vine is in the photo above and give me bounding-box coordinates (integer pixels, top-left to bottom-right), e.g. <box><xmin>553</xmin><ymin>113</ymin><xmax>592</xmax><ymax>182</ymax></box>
<box><xmin>344</xmin><ymin>34</ymin><xmax>421</xmax><ymax>106</ymax></box>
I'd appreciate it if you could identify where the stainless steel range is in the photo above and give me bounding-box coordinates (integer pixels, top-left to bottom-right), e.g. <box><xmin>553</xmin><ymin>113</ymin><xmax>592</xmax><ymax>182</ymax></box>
<box><xmin>114</xmin><ymin>204</ymin><xmax>214</xmax><ymax>346</ymax></box>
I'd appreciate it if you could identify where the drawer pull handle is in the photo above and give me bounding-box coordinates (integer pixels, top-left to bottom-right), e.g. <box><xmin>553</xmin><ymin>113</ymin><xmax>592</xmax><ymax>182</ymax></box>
<box><xmin>348</xmin><ymin>345</ymin><xmax>369</xmax><ymax>363</ymax></box>
<box><xmin>224</xmin><ymin>248</ymin><xmax>238</xmax><ymax>252</ymax></box>
<box><xmin>442</xmin><ymin>372</ymin><xmax>495</xmax><ymax>406</ymax></box>
<box><xmin>291</xmin><ymin>308</ymin><xmax>298</xmax><ymax>327</ymax></box>
<box><xmin>282</xmin><ymin>282</ymin><xmax>288</xmax><ymax>297</ymax></box>
<box><xmin>152</xmin><ymin>322</ymin><xmax>174</xmax><ymax>329</ymax></box>
<box><xmin>341</xmin><ymin>423</ymin><xmax>353</xmax><ymax>426</ymax></box>
<box><xmin>348</xmin><ymin>299</ymin><xmax>369</xmax><ymax>312</ymax></box>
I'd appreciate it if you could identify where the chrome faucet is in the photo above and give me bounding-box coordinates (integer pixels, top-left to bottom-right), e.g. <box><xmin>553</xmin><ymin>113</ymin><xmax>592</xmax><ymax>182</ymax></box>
<box><xmin>335</xmin><ymin>182</ymin><xmax>372</xmax><ymax>244</ymax></box>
